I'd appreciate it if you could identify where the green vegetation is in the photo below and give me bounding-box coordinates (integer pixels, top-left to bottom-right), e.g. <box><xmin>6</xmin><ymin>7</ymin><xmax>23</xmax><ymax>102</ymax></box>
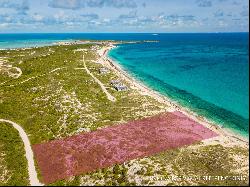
<box><xmin>0</xmin><ymin>122</ymin><xmax>29</xmax><ymax>186</ymax></box>
<box><xmin>0</xmin><ymin>44</ymin><xmax>165</xmax><ymax>144</ymax></box>
<box><xmin>0</xmin><ymin>43</ymin><xmax>248</xmax><ymax>186</ymax></box>
<box><xmin>49</xmin><ymin>142</ymin><xmax>249</xmax><ymax>186</ymax></box>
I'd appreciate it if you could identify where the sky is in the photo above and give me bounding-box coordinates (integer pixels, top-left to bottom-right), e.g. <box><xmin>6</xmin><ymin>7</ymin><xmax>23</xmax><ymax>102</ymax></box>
<box><xmin>0</xmin><ymin>0</ymin><xmax>249</xmax><ymax>33</ymax></box>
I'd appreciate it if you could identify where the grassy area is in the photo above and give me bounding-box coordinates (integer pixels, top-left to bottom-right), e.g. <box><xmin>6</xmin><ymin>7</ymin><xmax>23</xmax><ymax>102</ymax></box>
<box><xmin>0</xmin><ymin>44</ymin><xmax>166</xmax><ymax>144</ymax></box>
<box><xmin>0</xmin><ymin>43</ymin><xmax>248</xmax><ymax>186</ymax></box>
<box><xmin>47</xmin><ymin>141</ymin><xmax>249</xmax><ymax>186</ymax></box>
<box><xmin>0</xmin><ymin>122</ymin><xmax>29</xmax><ymax>186</ymax></box>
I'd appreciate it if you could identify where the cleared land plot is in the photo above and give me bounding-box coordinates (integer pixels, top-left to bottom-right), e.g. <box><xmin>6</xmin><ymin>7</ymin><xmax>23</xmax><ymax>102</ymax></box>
<box><xmin>33</xmin><ymin>111</ymin><xmax>218</xmax><ymax>184</ymax></box>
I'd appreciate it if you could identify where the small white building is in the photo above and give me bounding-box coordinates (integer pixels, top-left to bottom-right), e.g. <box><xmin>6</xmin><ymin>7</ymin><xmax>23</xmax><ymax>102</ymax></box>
<box><xmin>113</xmin><ymin>84</ymin><xmax>128</xmax><ymax>91</ymax></box>
<box><xmin>110</xmin><ymin>80</ymin><xmax>121</xmax><ymax>85</ymax></box>
<box><xmin>99</xmin><ymin>67</ymin><xmax>110</xmax><ymax>74</ymax></box>
<box><xmin>110</xmin><ymin>80</ymin><xmax>128</xmax><ymax>91</ymax></box>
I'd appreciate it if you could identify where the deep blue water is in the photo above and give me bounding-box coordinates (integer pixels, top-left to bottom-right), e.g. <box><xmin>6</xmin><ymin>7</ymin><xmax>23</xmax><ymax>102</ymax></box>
<box><xmin>0</xmin><ymin>33</ymin><xmax>249</xmax><ymax>136</ymax></box>
<box><xmin>0</xmin><ymin>33</ymin><xmax>171</xmax><ymax>49</ymax></box>
<box><xmin>108</xmin><ymin>33</ymin><xmax>249</xmax><ymax>137</ymax></box>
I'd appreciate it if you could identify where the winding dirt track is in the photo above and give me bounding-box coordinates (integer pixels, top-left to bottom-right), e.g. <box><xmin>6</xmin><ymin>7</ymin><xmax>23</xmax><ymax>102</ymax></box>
<box><xmin>0</xmin><ymin>119</ymin><xmax>43</xmax><ymax>186</ymax></box>
<box><xmin>1</xmin><ymin>67</ymin><xmax>66</xmax><ymax>87</ymax></box>
<box><xmin>83</xmin><ymin>54</ymin><xmax>116</xmax><ymax>102</ymax></box>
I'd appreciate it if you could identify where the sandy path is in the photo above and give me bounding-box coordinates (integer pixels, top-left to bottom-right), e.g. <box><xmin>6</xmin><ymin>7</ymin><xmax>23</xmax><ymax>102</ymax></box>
<box><xmin>14</xmin><ymin>67</ymin><xmax>22</xmax><ymax>78</ymax></box>
<box><xmin>0</xmin><ymin>58</ymin><xmax>22</xmax><ymax>79</ymax></box>
<box><xmin>0</xmin><ymin>119</ymin><xmax>43</xmax><ymax>186</ymax></box>
<box><xmin>82</xmin><ymin>54</ymin><xmax>116</xmax><ymax>102</ymax></box>
<box><xmin>3</xmin><ymin>67</ymin><xmax>66</xmax><ymax>87</ymax></box>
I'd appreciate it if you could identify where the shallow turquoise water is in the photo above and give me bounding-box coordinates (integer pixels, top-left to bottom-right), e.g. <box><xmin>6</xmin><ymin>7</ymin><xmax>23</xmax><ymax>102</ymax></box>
<box><xmin>0</xmin><ymin>33</ymin><xmax>248</xmax><ymax>137</ymax></box>
<box><xmin>108</xmin><ymin>33</ymin><xmax>249</xmax><ymax>137</ymax></box>
<box><xmin>0</xmin><ymin>39</ymin><xmax>64</xmax><ymax>49</ymax></box>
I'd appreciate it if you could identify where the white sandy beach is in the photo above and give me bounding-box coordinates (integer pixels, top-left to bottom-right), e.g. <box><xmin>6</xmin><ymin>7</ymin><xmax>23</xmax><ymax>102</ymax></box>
<box><xmin>98</xmin><ymin>44</ymin><xmax>249</xmax><ymax>148</ymax></box>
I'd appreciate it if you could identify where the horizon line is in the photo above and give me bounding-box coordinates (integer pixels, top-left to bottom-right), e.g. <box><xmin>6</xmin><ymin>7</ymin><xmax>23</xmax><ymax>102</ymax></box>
<box><xmin>0</xmin><ymin>32</ymin><xmax>249</xmax><ymax>34</ymax></box>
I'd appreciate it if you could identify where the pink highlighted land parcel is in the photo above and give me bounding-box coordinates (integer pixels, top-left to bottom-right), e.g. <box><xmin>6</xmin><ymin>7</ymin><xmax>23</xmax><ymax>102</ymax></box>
<box><xmin>33</xmin><ymin>111</ymin><xmax>218</xmax><ymax>184</ymax></box>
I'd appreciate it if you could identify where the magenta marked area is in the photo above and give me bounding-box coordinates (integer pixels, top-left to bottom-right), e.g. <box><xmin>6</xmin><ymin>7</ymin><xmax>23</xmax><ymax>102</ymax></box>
<box><xmin>33</xmin><ymin>111</ymin><xmax>218</xmax><ymax>184</ymax></box>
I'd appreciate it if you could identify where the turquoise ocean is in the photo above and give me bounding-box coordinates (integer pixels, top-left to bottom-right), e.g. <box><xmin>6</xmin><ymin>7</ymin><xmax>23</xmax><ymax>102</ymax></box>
<box><xmin>108</xmin><ymin>33</ymin><xmax>249</xmax><ymax>137</ymax></box>
<box><xmin>0</xmin><ymin>33</ymin><xmax>249</xmax><ymax>137</ymax></box>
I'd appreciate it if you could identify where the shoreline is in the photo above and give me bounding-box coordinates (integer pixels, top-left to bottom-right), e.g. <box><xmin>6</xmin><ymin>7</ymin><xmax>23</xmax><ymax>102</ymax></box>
<box><xmin>1</xmin><ymin>41</ymin><xmax>248</xmax><ymax>145</ymax></box>
<box><xmin>1</xmin><ymin>39</ymin><xmax>249</xmax><ymax>186</ymax></box>
<box><xmin>0</xmin><ymin>39</ymin><xmax>76</xmax><ymax>51</ymax></box>
<box><xmin>101</xmin><ymin>43</ymin><xmax>249</xmax><ymax>145</ymax></box>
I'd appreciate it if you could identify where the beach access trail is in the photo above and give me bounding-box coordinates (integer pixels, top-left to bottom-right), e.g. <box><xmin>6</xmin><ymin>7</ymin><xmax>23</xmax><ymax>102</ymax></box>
<box><xmin>82</xmin><ymin>54</ymin><xmax>116</xmax><ymax>102</ymax></box>
<box><xmin>0</xmin><ymin>58</ymin><xmax>22</xmax><ymax>83</ymax></box>
<box><xmin>0</xmin><ymin>119</ymin><xmax>43</xmax><ymax>186</ymax></box>
<box><xmin>1</xmin><ymin>67</ymin><xmax>66</xmax><ymax>87</ymax></box>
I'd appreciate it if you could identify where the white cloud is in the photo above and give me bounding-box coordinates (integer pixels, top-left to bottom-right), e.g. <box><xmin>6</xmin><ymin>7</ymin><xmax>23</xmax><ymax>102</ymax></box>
<box><xmin>0</xmin><ymin>0</ymin><xmax>29</xmax><ymax>14</ymax></box>
<box><xmin>48</xmin><ymin>0</ymin><xmax>137</xmax><ymax>9</ymax></box>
